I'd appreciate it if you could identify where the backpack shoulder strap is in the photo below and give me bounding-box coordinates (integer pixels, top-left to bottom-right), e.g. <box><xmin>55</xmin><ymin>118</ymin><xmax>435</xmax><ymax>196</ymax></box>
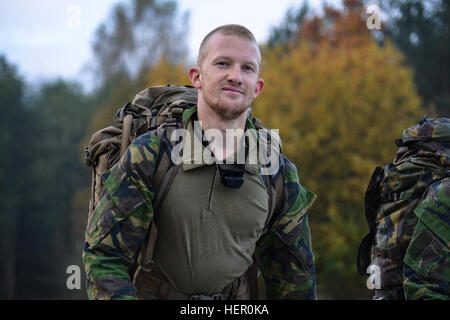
<box><xmin>263</xmin><ymin>163</ymin><xmax>284</xmax><ymax>233</ymax></box>
<box><xmin>247</xmin><ymin>120</ymin><xmax>285</xmax><ymax>299</ymax></box>
<box><xmin>357</xmin><ymin>166</ymin><xmax>384</xmax><ymax>275</ymax></box>
<box><xmin>248</xmin><ymin>155</ymin><xmax>284</xmax><ymax>299</ymax></box>
<box><xmin>137</xmin><ymin>119</ymin><xmax>182</xmax><ymax>273</ymax></box>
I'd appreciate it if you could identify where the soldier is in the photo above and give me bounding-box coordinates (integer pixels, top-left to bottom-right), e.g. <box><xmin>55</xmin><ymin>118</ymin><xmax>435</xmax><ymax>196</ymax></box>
<box><xmin>357</xmin><ymin>117</ymin><xmax>449</xmax><ymax>300</ymax></box>
<box><xmin>82</xmin><ymin>24</ymin><xmax>317</xmax><ymax>300</ymax></box>
<box><xmin>403</xmin><ymin>178</ymin><xmax>450</xmax><ymax>299</ymax></box>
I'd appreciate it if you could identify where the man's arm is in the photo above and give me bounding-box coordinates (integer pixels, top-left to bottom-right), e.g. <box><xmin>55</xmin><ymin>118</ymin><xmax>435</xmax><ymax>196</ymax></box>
<box><xmin>82</xmin><ymin>132</ymin><xmax>160</xmax><ymax>300</ymax></box>
<box><xmin>403</xmin><ymin>178</ymin><xmax>450</xmax><ymax>300</ymax></box>
<box><xmin>255</xmin><ymin>157</ymin><xmax>317</xmax><ymax>299</ymax></box>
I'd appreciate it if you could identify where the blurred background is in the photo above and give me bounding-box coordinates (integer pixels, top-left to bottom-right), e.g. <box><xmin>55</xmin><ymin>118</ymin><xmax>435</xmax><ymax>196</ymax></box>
<box><xmin>0</xmin><ymin>0</ymin><xmax>448</xmax><ymax>299</ymax></box>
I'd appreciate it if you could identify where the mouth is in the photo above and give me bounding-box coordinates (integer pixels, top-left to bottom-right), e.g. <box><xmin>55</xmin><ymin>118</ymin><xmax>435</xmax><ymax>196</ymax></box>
<box><xmin>222</xmin><ymin>86</ymin><xmax>244</xmax><ymax>95</ymax></box>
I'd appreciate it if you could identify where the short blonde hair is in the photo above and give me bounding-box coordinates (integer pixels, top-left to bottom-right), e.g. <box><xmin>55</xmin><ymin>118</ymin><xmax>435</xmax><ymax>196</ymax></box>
<box><xmin>197</xmin><ymin>24</ymin><xmax>260</xmax><ymax>66</ymax></box>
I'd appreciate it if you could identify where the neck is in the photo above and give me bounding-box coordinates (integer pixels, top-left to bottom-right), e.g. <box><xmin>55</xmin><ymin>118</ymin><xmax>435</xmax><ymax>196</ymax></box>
<box><xmin>197</xmin><ymin>105</ymin><xmax>248</xmax><ymax>133</ymax></box>
<box><xmin>196</xmin><ymin>102</ymin><xmax>248</xmax><ymax>161</ymax></box>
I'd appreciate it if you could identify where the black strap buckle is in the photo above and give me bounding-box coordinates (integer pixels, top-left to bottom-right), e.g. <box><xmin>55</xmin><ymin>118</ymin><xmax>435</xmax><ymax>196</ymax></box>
<box><xmin>141</xmin><ymin>260</ymin><xmax>155</xmax><ymax>273</ymax></box>
<box><xmin>84</xmin><ymin>146</ymin><xmax>93</xmax><ymax>167</ymax></box>
<box><xmin>190</xmin><ymin>293</ymin><xmax>225</xmax><ymax>300</ymax></box>
<box><xmin>217</xmin><ymin>165</ymin><xmax>244</xmax><ymax>189</ymax></box>
<box><xmin>418</xmin><ymin>115</ymin><xmax>427</xmax><ymax>125</ymax></box>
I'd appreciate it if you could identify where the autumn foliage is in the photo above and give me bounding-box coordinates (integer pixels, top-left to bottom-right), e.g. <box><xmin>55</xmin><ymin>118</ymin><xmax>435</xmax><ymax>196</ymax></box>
<box><xmin>253</xmin><ymin>0</ymin><xmax>424</xmax><ymax>298</ymax></box>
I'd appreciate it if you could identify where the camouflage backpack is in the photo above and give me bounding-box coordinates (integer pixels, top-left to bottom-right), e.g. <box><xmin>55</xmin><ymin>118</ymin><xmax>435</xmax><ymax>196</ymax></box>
<box><xmin>85</xmin><ymin>85</ymin><xmax>197</xmax><ymax>219</ymax></box>
<box><xmin>357</xmin><ymin>116</ymin><xmax>450</xmax><ymax>299</ymax></box>
<box><xmin>84</xmin><ymin>84</ymin><xmax>283</xmax><ymax>299</ymax></box>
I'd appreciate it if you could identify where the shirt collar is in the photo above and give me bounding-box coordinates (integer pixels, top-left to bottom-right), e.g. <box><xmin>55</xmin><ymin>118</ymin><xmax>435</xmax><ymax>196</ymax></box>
<box><xmin>180</xmin><ymin>106</ymin><xmax>261</xmax><ymax>174</ymax></box>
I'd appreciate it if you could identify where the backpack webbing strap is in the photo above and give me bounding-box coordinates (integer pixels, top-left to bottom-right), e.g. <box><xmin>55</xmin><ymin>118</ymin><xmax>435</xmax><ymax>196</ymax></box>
<box><xmin>247</xmin><ymin>256</ymin><xmax>258</xmax><ymax>299</ymax></box>
<box><xmin>88</xmin><ymin>166</ymin><xmax>97</xmax><ymax>226</ymax></box>
<box><xmin>264</xmin><ymin>175</ymin><xmax>274</xmax><ymax>234</ymax></box>
<box><xmin>263</xmin><ymin>171</ymin><xmax>284</xmax><ymax>234</ymax></box>
<box><xmin>357</xmin><ymin>166</ymin><xmax>384</xmax><ymax>275</ymax></box>
<box><xmin>138</xmin><ymin>124</ymin><xmax>180</xmax><ymax>273</ymax></box>
<box><xmin>246</xmin><ymin>156</ymin><xmax>285</xmax><ymax>299</ymax></box>
<box><xmin>120</xmin><ymin>114</ymin><xmax>133</xmax><ymax>156</ymax></box>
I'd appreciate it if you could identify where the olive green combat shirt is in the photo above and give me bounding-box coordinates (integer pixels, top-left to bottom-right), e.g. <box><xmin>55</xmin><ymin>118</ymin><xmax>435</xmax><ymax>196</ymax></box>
<box><xmin>153</xmin><ymin>117</ymin><xmax>268</xmax><ymax>294</ymax></box>
<box><xmin>83</xmin><ymin>106</ymin><xmax>317</xmax><ymax>300</ymax></box>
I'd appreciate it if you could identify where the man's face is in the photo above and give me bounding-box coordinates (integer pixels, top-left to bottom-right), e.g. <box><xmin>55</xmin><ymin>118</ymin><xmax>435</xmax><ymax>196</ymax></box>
<box><xmin>189</xmin><ymin>33</ymin><xmax>264</xmax><ymax>120</ymax></box>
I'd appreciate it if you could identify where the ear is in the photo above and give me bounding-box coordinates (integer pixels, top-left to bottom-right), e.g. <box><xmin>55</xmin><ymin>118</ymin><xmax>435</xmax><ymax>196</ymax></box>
<box><xmin>253</xmin><ymin>78</ymin><xmax>264</xmax><ymax>99</ymax></box>
<box><xmin>188</xmin><ymin>66</ymin><xmax>202</xmax><ymax>89</ymax></box>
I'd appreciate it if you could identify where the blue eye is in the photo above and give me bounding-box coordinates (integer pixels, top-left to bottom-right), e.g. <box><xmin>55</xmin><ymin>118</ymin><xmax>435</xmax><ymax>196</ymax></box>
<box><xmin>243</xmin><ymin>65</ymin><xmax>254</xmax><ymax>72</ymax></box>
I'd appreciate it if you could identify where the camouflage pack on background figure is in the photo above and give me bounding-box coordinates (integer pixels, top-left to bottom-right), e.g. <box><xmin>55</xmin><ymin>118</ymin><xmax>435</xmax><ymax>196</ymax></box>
<box><xmin>358</xmin><ymin>116</ymin><xmax>450</xmax><ymax>299</ymax></box>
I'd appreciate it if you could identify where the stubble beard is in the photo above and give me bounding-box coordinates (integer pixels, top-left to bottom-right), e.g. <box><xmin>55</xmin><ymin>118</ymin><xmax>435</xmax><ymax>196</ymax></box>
<box><xmin>200</xmin><ymin>89</ymin><xmax>251</xmax><ymax>121</ymax></box>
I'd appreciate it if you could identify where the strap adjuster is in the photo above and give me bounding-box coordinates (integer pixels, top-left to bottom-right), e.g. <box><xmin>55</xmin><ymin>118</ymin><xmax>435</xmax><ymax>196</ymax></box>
<box><xmin>141</xmin><ymin>260</ymin><xmax>155</xmax><ymax>272</ymax></box>
<box><xmin>190</xmin><ymin>293</ymin><xmax>225</xmax><ymax>300</ymax></box>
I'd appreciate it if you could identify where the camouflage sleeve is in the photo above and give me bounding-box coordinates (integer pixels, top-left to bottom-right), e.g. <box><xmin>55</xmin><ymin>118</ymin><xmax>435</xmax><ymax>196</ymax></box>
<box><xmin>82</xmin><ymin>132</ymin><xmax>160</xmax><ymax>300</ymax></box>
<box><xmin>403</xmin><ymin>178</ymin><xmax>450</xmax><ymax>300</ymax></box>
<box><xmin>255</xmin><ymin>157</ymin><xmax>317</xmax><ymax>299</ymax></box>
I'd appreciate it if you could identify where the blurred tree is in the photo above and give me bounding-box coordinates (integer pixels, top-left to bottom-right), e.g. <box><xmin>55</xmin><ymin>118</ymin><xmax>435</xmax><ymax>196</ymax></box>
<box><xmin>145</xmin><ymin>56</ymin><xmax>190</xmax><ymax>87</ymax></box>
<box><xmin>256</xmin><ymin>0</ymin><xmax>424</xmax><ymax>299</ymax></box>
<box><xmin>267</xmin><ymin>1</ymin><xmax>310</xmax><ymax>48</ymax></box>
<box><xmin>91</xmin><ymin>0</ymin><xmax>190</xmax><ymax>83</ymax></box>
<box><xmin>0</xmin><ymin>55</ymin><xmax>35</xmax><ymax>299</ymax></box>
<box><xmin>373</xmin><ymin>0</ymin><xmax>450</xmax><ymax>117</ymax></box>
<box><xmin>13</xmin><ymin>79</ymin><xmax>92</xmax><ymax>299</ymax></box>
<box><xmin>84</xmin><ymin>70</ymin><xmax>137</xmax><ymax>138</ymax></box>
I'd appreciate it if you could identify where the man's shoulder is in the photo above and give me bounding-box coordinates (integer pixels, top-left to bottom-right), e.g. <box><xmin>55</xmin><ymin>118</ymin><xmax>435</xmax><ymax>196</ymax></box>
<box><xmin>421</xmin><ymin>177</ymin><xmax>450</xmax><ymax>210</ymax></box>
<box><xmin>130</xmin><ymin>129</ymin><xmax>160</xmax><ymax>149</ymax></box>
<box><xmin>104</xmin><ymin>129</ymin><xmax>162</xmax><ymax>186</ymax></box>
<box><xmin>124</xmin><ymin>129</ymin><xmax>162</xmax><ymax>167</ymax></box>
<box><xmin>413</xmin><ymin>177</ymin><xmax>450</xmax><ymax>242</ymax></box>
<box><xmin>102</xmin><ymin>129</ymin><xmax>161</xmax><ymax>206</ymax></box>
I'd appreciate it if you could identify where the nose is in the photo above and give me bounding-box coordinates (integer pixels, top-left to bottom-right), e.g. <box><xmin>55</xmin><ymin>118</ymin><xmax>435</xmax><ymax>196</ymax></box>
<box><xmin>227</xmin><ymin>64</ymin><xmax>243</xmax><ymax>85</ymax></box>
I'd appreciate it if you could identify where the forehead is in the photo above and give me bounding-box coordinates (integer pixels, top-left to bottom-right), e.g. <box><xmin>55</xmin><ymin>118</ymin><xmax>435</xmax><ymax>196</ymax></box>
<box><xmin>202</xmin><ymin>33</ymin><xmax>261</xmax><ymax>64</ymax></box>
